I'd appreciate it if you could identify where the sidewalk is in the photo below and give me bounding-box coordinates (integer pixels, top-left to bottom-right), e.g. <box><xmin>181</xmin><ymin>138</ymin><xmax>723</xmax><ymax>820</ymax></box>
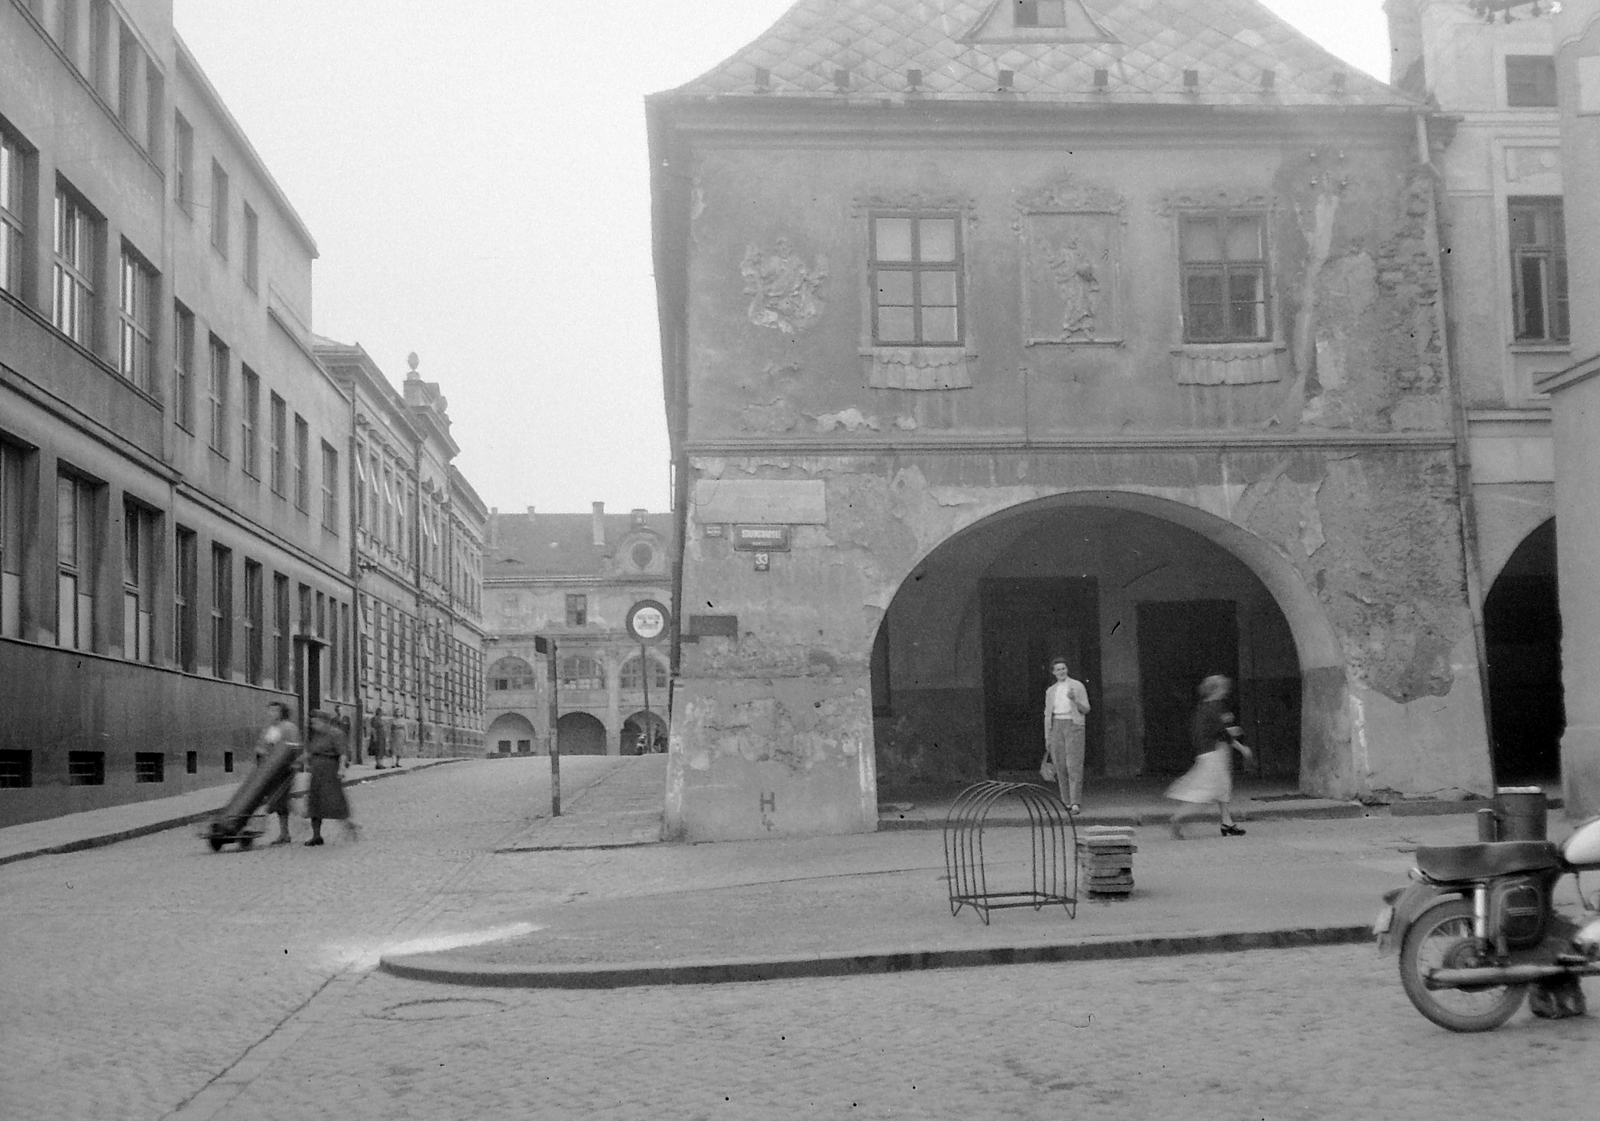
<box><xmin>380</xmin><ymin>767</ymin><xmax>1525</xmax><ymax>991</ymax></box>
<box><xmin>0</xmin><ymin>757</ymin><xmax>461</xmax><ymax>867</ymax></box>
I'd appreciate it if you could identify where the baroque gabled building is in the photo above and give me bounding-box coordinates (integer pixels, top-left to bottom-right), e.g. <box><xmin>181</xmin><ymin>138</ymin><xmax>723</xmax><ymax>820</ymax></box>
<box><xmin>482</xmin><ymin>504</ymin><xmax>674</xmax><ymax>757</ymax></box>
<box><xmin>650</xmin><ymin>0</ymin><xmax>1497</xmax><ymax>840</ymax></box>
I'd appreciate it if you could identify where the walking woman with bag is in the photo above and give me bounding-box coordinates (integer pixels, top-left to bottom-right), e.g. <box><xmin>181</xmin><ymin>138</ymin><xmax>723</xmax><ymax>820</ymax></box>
<box><xmin>1166</xmin><ymin>674</ymin><xmax>1253</xmax><ymax>839</ymax></box>
<box><xmin>303</xmin><ymin>710</ymin><xmax>360</xmax><ymax>846</ymax></box>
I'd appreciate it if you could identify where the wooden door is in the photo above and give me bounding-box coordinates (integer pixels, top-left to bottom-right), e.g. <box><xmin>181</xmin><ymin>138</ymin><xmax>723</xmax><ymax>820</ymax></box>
<box><xmin>981</xmin><ymin>578</ymin><xmax>1100</xmax><ymax>774</ymax></box>
<box><xmin>1136</xmin><ymin>600</ymin><xmax>1239</xmax><ymax>774</ymax></box>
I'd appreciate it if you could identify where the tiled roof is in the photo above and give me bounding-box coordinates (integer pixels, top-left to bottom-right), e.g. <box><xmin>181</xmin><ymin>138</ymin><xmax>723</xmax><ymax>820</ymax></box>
<box><xmin>663</xmin><ymin>0</ymin><xmax>1411</xmax><ymax>108</ymax></box>
<box><xmin>485</xmin><ymin>512</ymin><xmax>675</xmax><ymax>578</ymax></box>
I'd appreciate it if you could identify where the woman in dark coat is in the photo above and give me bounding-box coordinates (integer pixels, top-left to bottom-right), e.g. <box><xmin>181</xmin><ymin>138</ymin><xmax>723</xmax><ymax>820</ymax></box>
<box><xmin>1165</xmin><ymin>675</ymin><xmax>1253</xmax><ymax>839</ymax></box>
<box><xmin>304</xmin><ymin>710</ymin><xmax>359</xmax><ymax>846</ymax></box>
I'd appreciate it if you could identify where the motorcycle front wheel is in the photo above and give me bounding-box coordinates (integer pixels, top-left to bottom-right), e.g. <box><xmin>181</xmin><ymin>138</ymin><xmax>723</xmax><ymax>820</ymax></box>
<box><xmin>1399</xmin><ymin>898</ymin><xmax>1526</xmax><ymax>1032</ymax></box>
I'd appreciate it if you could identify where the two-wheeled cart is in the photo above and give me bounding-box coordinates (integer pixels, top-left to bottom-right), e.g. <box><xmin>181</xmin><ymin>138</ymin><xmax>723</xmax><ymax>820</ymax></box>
<box><xmin>200</xmin><ymin>738</ymin><xmax>297</xmax><ymax>852</ymax></box>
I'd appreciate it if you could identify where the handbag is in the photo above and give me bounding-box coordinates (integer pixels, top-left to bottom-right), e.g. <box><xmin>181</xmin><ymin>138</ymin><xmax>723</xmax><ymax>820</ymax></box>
<box><xmin>1040</xmin><ymin>754</ymin><xmax>1057</xmax><ymax>782</ymax></box>
<box><xmin>289</xmin><ymin>771</ymin><xmax>311</xmax><ymax>817</ymax></box>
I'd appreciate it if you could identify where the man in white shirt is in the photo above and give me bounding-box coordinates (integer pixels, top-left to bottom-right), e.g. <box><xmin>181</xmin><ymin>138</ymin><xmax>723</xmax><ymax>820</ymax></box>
<box><xmin>1043</xmin><ymin>657</ymin><xmax>1091</xmax><ymax>812</ymax></box>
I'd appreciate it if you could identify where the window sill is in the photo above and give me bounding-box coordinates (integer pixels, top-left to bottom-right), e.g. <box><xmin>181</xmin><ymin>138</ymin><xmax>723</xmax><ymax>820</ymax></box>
<box><xmin>863</xmin><ymin>346</ymin><xmax>974</xmax><ymax>390</ymax></box>
<box><xmin>1509</xmin><ymin>342</ymin><xmax>1571</xmax><ymax>354</ymax></box>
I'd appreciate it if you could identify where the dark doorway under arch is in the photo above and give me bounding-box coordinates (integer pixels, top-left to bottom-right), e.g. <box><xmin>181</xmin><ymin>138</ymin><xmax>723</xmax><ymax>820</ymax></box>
<box><xmin>1485</xmin><ymin>519</ymin><xmax>1564</xmax><ymax>784</ymax></box>
<box><xmin>872</xmin><ymin>498</ymin><xmax>1304</xmax><ymax>795</ymax></box>
<box><xmin>623</xmin><ymin>710</ymin><xmax>669</xmax><ymax>755</ymax></box>
<box><xmin>557</xmin><ymin>712</ymin><xmax>608</xmax><ymax>756</ymax></box>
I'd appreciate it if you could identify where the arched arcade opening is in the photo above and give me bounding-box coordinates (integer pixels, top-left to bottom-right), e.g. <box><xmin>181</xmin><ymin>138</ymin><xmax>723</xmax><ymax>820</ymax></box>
<box><xmin>871</xmin><ymin>493</ymin><xmax>1341</xmax><ymax>797</ymax></box>
<box><xmin>1484</xmin><ymin>518</ymin><xmax>1564</xmax><ymax>785</ymax></box>
<box><xmin>557</xmin><ymin>712</ymin><xmax>608</xmax><ymax>756</ymax></box>
<box><xmin>486</xmin><ymin>713</ymin><xmax>537</xmax><ymax>755</ymax></box>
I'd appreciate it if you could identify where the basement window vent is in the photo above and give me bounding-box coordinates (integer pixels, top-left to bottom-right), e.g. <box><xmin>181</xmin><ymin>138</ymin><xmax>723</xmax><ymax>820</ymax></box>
<box><xmin>224</xmin><ymin>751</ymin><xmax>235</xmax><ymax>773</ymax></box>
<box><xmin>69</xmin><ymin>751</ymin><xmax>106</xmax><ymax>786</ymax></box>
<box><xmin>186</xmin><ymin>751</ymin><xmax>199</xmax><ymax>775</ymax></box>
<box><xmin>135</xmin><ymin>753</ymin><xmax>165</xmax><ymax>783</ymax></box>
<box><xmin>0</xmin><ymin>750</ymin><xmax>32</xmax><ymax>788</ymax></box>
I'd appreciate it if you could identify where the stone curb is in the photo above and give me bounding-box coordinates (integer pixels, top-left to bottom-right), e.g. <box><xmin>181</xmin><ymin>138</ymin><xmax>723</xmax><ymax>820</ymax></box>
<box><xmin>378</xmin><ymin>923</ymin><xmax>1374</xmax><ymax>991</ymax></box>
<box><xmin>878</xmin><ymin>801</ymin><xmax>1369</xmax><ymax>831</ymax></box>
<box><xmin>0</xmin><ymin>758</ymin><xmax>464</xmax><ymax>868</ymax></box>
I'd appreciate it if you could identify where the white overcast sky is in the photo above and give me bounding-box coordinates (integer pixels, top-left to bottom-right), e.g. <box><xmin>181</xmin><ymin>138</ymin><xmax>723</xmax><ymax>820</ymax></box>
<box><xmin>172</xmin><ymin>1</ymin><xmax>1394</xmax><ymax>516</ymax></box>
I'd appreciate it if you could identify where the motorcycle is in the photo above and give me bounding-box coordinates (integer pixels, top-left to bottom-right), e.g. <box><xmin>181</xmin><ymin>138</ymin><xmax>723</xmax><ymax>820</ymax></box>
<box><xmin>1375</xmin><ymin>811</ymin><xmax>1600</xmax><ymax>1032</ymax></box>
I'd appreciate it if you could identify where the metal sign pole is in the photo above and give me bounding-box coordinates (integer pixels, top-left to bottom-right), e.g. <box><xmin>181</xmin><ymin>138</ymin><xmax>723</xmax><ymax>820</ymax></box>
<box><xmin>537</xmin><ymin>635</ymin><xmax>560</xmax><ymax>817</ymax></box>
<box><xmin>640</xmin><ymin>641</ymin><xmax>650</xmax><ymax>752</ymax></box>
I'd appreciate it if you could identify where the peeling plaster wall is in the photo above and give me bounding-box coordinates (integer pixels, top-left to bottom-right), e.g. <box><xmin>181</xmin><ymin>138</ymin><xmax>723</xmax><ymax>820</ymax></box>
<box><xmin>663</xmin><ymin>115</ymin><xmax>1495</xmax><ymax>840</ymax></box>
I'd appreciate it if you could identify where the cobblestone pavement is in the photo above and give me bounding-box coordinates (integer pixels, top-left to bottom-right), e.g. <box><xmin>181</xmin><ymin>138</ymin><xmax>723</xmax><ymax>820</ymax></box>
<box><xmin>190</xmin><ymin>946</ymin><xmax>1600</xmax><ymax>1121</ymax></box>
<box><xmin>0</xmin><ymin>756</ymin><xmax>628</xmax><ymax>1121</ymax></box>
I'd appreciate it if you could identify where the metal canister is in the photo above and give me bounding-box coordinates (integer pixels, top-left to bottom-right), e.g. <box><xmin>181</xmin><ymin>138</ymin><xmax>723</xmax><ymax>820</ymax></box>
<box><xmin>1493</xmin><ymin>786</ymin><xmax>1548</xmax><ymax>842</ymax></box>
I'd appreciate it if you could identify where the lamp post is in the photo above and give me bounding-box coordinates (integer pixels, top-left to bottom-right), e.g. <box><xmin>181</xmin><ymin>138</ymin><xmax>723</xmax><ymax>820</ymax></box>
<box><xmin>535</xmin><ymin>634</ymin><xmax>559</xmax><ymax>816</ymax></box>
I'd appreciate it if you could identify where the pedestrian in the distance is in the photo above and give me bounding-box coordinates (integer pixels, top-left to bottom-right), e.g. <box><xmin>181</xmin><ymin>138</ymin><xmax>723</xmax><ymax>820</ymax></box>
<box><xmin>1043</xmin><ymin>656</ymin><xmax>1091</xmax><ymax>814</ymax></box>
<box><xmin>369</xmin><ymin>706</ymin><xmax>387</xmax><ymax>769</ymax></box>
<box><xmin>1167</xmin><ymin>674</ymin><xmax>1253</xmax><ymax>839</ymax></box>
<box><xmin>255</xmin><ymin>701</ymin><xmax>299</xmax><ymax>845</ymax></box>
<box><xmin>303</xmin><ymin>710</ymin><xmax>359</xmax><ymax>846</ymax></box>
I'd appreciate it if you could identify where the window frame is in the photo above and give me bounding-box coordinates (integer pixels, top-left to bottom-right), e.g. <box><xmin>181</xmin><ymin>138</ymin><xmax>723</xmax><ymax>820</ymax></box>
<box><xmin>122</xmin><ymin>499</ymin><xmax>155</xmax><ymax>663</ymax></box>
<box><xmin>56</xmin><ymin>471</ymin><xmax>98</xmax><ymax>652</ymax></box>
<box><xmin>243</xmin><ymin>559</ymin><xmax>262</xmax><ymax>685</ymax></box>
<box><xmin>1509</xmin><ymin>196</ymin><xmax>1569</xmax><ymax>344</ymax></box>
<box><xmin>172</xmin><ymin>300</ymin><xmax>195</xmax><ymax>430</ymax></box>
<box><xmin>210</xmin><ymin>160</ymin><xmax>229</xmax><ymax>257</ymax></box>
<box><xmin>868</xmin><ymin>211</ymin><xmax>965</xmax><ymax>348</ymax></box>
<box><xmin>118</xmin><ymin>244</ymin><xmax>155</xmax><ymax>394</ymax></box>
<box><xmin>207</xmin><ymin>335</ymin><xmax>230</xmax><ymax>456</ymax></box>
<box><xmin>243</xmin><ymin>201</ymin><xmax>259</xmax><ymax>292</ymax></box>
<box><xmin>173</xmin><ymin>111</ymin><xmax>193</xmax><ymax>214</ymax></box>
<box><xmin>1178</xmin><ymin>210</ymin><xmax>1273</xmax><ymax>345</ymax></box>
<box><xmin>52</xmin><ymin>182</ymin><xmax>99</xmax><ymax>348</ymax></box>
<box><xmin>273</xmin><ymin>571</ymin><xmax>290</xmax><ymax>688</ymax></box>
<box><xmin>1</xmin><ymin>440</ymin><xmax>28</xmax><ymax>640</ymax></box>
<box><xmin>174</xmin><ymin>525</ymin><xmax>197</xmax><ymax>672</ymax></box>
<box><xmin>269</xmin><ymin>392</ymin><xmax>287</xmax><ymax>495</ymax></box>
<box><xmin>1</xmin><ymin>126</ymin><xmax>30</xmax><ymax>299</ymax></box>
<box><xmin>321</xmin><ymin>440</ymin><xmax>339</xmax><ymax>532</ymax></box>
<box><xmin>1505</xmin><ymin>55</ymin><xmax>1558</xmax><ymax>109</ymax></box>
<box><xmin>240</xmin><ymin>367</ymin><xmax>260</xmax><ymax>477</ymax></box>
<box><xmin>211</xmin><ymin>543</ymin><xmax>232</xmax><ymax>679</ymax></box>
<box><xmin>293</xmin><ymin>415</ymin><xmax>309</xmax><ymax>511</ymax></box>
<box><xmin>619</xmin><ymin>653</ymin><xmax>669</xmax><ymax>692</ymax></box>
<box><xmin>565</xmin><ymin>593</ymin><xmax>587</xmax><ymax>628</ymax></box>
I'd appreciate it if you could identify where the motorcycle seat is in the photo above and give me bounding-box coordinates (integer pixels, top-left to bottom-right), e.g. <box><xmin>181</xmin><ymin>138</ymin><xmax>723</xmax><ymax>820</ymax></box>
<box><xmin>1415</xmin><ymin>840</ymin><xmax>1561</xmax><ymax>882</ymax></box>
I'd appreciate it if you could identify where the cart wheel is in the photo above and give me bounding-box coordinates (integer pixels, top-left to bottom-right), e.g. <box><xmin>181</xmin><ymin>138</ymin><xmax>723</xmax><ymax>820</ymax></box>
<box><xmin>237</xmin><ymin>836</ymin><xmax>255</xmax><ymax>851</ymax></box>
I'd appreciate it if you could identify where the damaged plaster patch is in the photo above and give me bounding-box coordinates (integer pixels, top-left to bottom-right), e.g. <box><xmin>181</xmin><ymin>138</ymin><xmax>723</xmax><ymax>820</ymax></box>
<box><xmin>1299</xmin><ymin>480</ymin><xmax>1326</xmax><ymax>557</ymax></box>
<box><xmin>742</xmin><ymin>399</ymin><xmax>802</xmax><ymax>433</ymax></box>
<box><xmin>815</xmin><ymin>408</ymin><xmax>880</xmax><ymax>433</ymax></box>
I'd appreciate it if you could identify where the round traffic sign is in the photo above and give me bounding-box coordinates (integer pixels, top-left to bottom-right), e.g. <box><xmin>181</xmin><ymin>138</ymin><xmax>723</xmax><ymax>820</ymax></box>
<box><xmin>626</xmin><ymin>599</ymin><xmax>671</xmax><ymax>644</ymax></box>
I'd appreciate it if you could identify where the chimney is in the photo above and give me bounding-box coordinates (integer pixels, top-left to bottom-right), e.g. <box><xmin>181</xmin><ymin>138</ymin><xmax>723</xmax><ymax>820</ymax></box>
<box><xmin>488</xmin><ymin>508</ymin><xmax>499</xmax><ymax>548</ymax></box>
<box><xmin>527</xmin><ymin>506</ymin><xmax>536</xmax><ymax>518</ymax></box>
<box><xmin>592</xmin><ymin>502</ymin><xmax>606</xmax><ymax>547</ymax></box>
<box><xmin>632</xmin><ymin>507</ymin><xmax>648</xmax><ymax>527</ymax></box>
<box><xmin>1383</xmin><ymin>0</ymin><xmax>1426</xmax><ymax>96</ymax></box>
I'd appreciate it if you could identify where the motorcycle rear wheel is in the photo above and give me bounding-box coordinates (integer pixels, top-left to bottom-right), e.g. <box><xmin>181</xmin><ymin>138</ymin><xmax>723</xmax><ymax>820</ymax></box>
<box><xmin>1399</xmin><ymin>898</ymin><xmax>1526</xmax><ymax>1032</ymax></box>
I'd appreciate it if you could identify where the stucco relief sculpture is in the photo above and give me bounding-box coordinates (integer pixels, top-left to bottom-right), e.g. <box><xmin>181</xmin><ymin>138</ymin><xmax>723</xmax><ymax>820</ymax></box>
<box><xmin>741</xmin><ymin>239</ymin><xmax>828</xmax><ymax>333</ymax></box>
<box><xmin>1016</xmin><ymin>175</ymin><xmax>1124</xmax><ymax>346</ymax></box>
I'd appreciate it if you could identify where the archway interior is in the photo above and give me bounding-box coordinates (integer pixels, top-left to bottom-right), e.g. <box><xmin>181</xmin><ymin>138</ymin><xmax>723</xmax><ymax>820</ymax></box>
<box><xmin>1484</xmin><ymin>518</ymin><xmax>1563</xmax><ymax>784</ymax></box>
<box><xmin>872</xmin><ymin>504</ymin><xmax>1301</xmax><ymax>795</ymax></box>
<box><xmin>622</xmin><ymin>710</ymin><xmax>669</xmax><ymax>754</ymax></box>
<box><xmin>557</xmin><ymin>712</ymin><xmax>608</xmax><ymax>756</ymax></box>
<box><xmin>486</xmin><ymin>712</ymin><xmax>537</xmax><ymax>755</ymax></box>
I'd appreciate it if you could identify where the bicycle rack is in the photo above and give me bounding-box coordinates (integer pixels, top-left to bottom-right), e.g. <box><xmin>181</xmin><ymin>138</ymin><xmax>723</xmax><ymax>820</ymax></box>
<box><xmin>943</xmin><ymin>781</ymin><xmax>1078</xmax><ymax>925</ymax></box>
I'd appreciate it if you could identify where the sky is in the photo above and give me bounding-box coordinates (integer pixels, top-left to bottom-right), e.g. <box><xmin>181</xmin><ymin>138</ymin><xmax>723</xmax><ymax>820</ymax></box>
<box><xmin>172</xmin><ymin>1</ymin><xmax>1395</xmax><ymax>516</ymax></box>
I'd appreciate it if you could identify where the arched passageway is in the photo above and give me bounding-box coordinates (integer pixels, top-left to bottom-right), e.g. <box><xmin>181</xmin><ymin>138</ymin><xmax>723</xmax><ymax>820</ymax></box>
<box><xmin>1484</xmin><ymin>519</ymin><xmax>1563</xmax><ymax>784</ymax></box>
<box><xmin>486</xmin><ymin>713</ymin><xmax>537</xmax><ymax>755</ymax></box>
<box><xmin>871</xmin><ymin>493</ymin><xmax>1338</xmax><ymax>796</ymax></box>
<box><xmin>557</xmin><ymin>711</ymin><xmax>608</xmax><ymax>756</ymax></box>
<box><xmin>622</xmin><ymin>710</ymin><xmax>669</xmax><ymax>755</ymax></box>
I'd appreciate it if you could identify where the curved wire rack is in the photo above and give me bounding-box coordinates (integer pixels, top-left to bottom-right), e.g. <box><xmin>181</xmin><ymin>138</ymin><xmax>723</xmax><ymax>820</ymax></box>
<box><xmin>943</xmin><ymin>781</ymin><xmax>1078</xmax><ymax>924</ymax></box>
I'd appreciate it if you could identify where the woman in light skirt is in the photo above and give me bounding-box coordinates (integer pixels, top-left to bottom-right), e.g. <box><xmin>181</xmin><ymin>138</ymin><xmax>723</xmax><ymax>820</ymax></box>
<box><xmin>1167</xmin><ymin>675</ymin><xmax>1253</xmax><ymax>839</ymax></box>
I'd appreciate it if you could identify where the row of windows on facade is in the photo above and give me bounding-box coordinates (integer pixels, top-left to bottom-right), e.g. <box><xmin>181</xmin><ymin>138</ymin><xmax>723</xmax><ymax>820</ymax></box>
<box><xmin>357</xmin><ymin>592</ymin><xmax>483</xmax><ymax>723</ymax></box>
<box><xmin>0</xmin><ymin>130</ymin><xmax>351</xmax><ymax>517</ymax></box>
<box><xmin>0</xmin><ymin>747</ymin><xmax>246</xmax><ymax>788</ymax></box>
<box><xmin>865</xmin><ymin>200</ymin><xmax>1568</xmax><ymax>348</ymax></box>
<box><xmin>488</xmin><ymin>654</ymin><xmax>668</xmax><ymax>693</ymax></box>
<box><xmin>353</xmin><ymin>449</ymin><xmax>482</xmax><ymax>613</ymax></box>
<box><xmin>23</xmin><ymin>0</ymin><xmax>165</xmax><ymax>158</ymax></box>
<box><xmin>0</xmin><ymin>439</ymin><xmax>351</xmax><ymax>694</ymax></box>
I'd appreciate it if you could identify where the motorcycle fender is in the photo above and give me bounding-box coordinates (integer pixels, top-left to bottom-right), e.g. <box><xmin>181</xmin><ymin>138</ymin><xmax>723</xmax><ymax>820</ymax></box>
<box><xmin>1377</xmin><ymin>882</ymin><xmax>1462</xmax><ymax>956</ymax></box>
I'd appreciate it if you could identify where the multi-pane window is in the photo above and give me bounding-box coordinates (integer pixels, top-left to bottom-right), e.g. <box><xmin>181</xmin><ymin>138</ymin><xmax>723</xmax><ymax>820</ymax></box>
<box><xmin>211</xmin><ymin>544</ymin><xmax>232</xmax><ymax>678</ymax></box>
<box><xmin>870</xmin><ymin>214</ymin><xmax>963</xmax><ymax>346</ymax></box>
<box><xmin>210</xmin><ymin>161</ymin><xmax>229</xmax><ymax>256</ymax></box>
<box><xmin>208</xmin><ymin>336</ymin><xmax>229</xmax><ymax>455</ymax></box>
<box><xmin>1510</xmin><ymin>198</ymin><xmax>1569</xmax><ymax>343</ymax></box>
<box><xmin>1</xmin><ymin>128</ymin><xmax>27</xmax><ymax>296</ymax></box>
<box><xmin>1180</xmin><ymin>213</ymin><xmax>1270</xmax><ymax>343</ymax></box>
<box><xmin>1</xmin><ymin>441</ymin><xmax>25</xmax><ymax>639</ymax></box>
<box><xmin>269</xmin><ymin>393</ymin><xmax>287</xmax><ymax>494</ymax></box>
<box><xmin>321</xmin><ymin>441</ymin><xmax>339</xmax><ymax>531</ymax></box>
<box><xmin>273</xmin><ymin>571</ymin><xmax>290</xmax><ymax>688</ymax></box>
<box><xmin>293</xmin><ymin>415</ymin><xmax>309</xmax><ymax>510</ymax></box>
<box><xmin>565</xmin><ymin>593</ymin><xmax>587</xmax><ymax>627</ymax></box>
<box><xmin>1014</xmin><ymin>0</ymin><xmax>1068</xmax><ymax>26</ymax></box>
<box><xmin>244</xmin><ymin>560</ymin><xmax>263</xmax><ymax>685</ymax></box>
<box><xmin>240</xmin><ymin>367</ymin><xmax>260</xmax><ymax>477</ymax></box>
<box><xmin>559</xmin><ymin>655</ymin><xmax>604</xmax><ymax>691</ymax></box>
<box><xmin>243</xmin><ymin>202</ymin><xmax>259</xmax><ymax>292</ymax></box>
<box><xmin>122</xmin><ymin>501</ymin><xmax>155</xmax><ymax>662</ymax></box>
<box><xmin>173</xmin><ymin>111</ymin><xmax>194</xmax><ymax>214</ymax></box>
<box><xmin>620</xmin><ymin>655</ymin><xmax>668</xmax><ymax>692</ymax></box>
<box><xmin>56</xmin><ymin>473</ymin><xmax>97</xmax><ymax>651</ymax></box>
<box><xmin>1506</xmin><ymin>56</ymin><xmax>1558</xmax><ymax>108</ymax></box>
<box><xmin>117</xmin><ymin>24</ymin><xmax>139</xmax><ymax>131</ymax></box>
<box><xmin>118</xmin><ymin>248</ymin><xmax>155</xmax><ymax>393</ymax></box>
<box><xmin>489</xmin><ymin>657</ymin><xmax>537</xmax><ymax>692</ymax></box>
<box><xmin>173</xmin><ymin>301</ymin><xmax>195</xmax><ymax>430</ymax></box>
<box><xmin>174</xmin><ymin>526</ymin><xmax>196</xmax><ymax>672</ymax></box>
<box><xmin>53</xmin><ymin>185</ymin><xmax>97</xmax><ymax>346</ymax></box>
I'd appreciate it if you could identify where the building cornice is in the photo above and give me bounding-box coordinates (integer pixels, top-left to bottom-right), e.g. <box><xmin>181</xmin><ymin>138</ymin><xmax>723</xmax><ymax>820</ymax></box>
<box><xmin>682</xmin><ymin>431</ymin><xmax>1459</xmax><ymax>457</ymax></box>
<box><xmin>1537</xmin><ymin>352</ymin><xmax>1600</xmax><ymax>395</ymax></box>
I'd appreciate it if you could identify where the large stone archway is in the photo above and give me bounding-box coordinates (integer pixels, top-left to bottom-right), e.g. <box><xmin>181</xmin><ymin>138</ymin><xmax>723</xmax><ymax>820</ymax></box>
<box><xmin>871</xmin><ymin>491</ymin><xmax>1338</xmax><ymax>796</ymax></box>
<box><xmin>486</xmin><ymin>713</ymin><xmax>537</xmax><ymax>755</ymax></box>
